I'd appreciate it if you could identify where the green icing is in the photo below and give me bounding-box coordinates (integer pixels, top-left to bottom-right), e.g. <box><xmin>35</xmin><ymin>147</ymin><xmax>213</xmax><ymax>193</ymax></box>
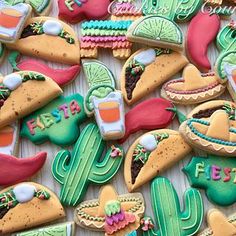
<box><xmin>132</xmin><ymin>16</ymin><xmax>183</xmax><ymax>45</ymax></box>
<box><xmin>142</xmin><ymin>177</ymin><xmax>203</xmax><ymax>236</ymax></box>
<box><xmin>81</xmin><ymin>29</ymin><xmax>127</xmax><ymax>36</ymax></box>
<box><xmin>21</xmin><ymin>94</ymin><xmax>87</xmax><ymax>147</ymax></box>
<box><xmin>0</xmin><ymin>43</ymin><xmax>4</xmax><ymax>59</ymax></box>
<box><xmin>142</xmin><ymin>0</ymin><xmax>202</xmax><ymax>21</ymax></box>
<box><xmin>105</xmin><ymin>200</ymin><xmax>121</xmax><ymax>216</ymax></box>
<box><xmin>15</xmin><ymin>222</ymin><xmax>74</xmax><ymax>236</ymax></box>
<box><xmin>51</xmin><ymin>123</ymin><xmax>124</xmax><ymax>206</ymax></box>
<box><xmin>183</xmin><ymin>155</ymin><xmax>236</xmax><ymax>206</ymax></box>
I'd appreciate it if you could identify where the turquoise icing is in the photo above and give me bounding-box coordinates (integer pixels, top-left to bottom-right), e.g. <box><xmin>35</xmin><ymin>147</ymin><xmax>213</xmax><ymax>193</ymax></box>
<box><xmin>82</xmin><ymin>20</ymin><xmax>133</xmax><ymax>30</ymax></box>
<box><xmin>187</xmin><ymin>119</ymin><xmax>236</xmax><ymax>146</ymax></box>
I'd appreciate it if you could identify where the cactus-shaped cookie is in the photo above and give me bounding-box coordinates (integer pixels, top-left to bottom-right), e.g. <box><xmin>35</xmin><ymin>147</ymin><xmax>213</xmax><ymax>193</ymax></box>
<box><xmin>142</xmin><ymin>177</ymin><xmax>203</xmax><ymax>236</ymax></box>
<box><xmin>142</xmin><ymin>0</ymin><xmax>202</xmax><ymax>21</ymax></box>
<box><xmin>52</xmin><ymin>123</ymin><xmax>123</xmax><ymax>206</ymax></box>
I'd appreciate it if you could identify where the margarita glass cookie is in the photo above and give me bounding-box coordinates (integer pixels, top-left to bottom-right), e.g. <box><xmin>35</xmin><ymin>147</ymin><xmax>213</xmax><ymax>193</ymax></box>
<box><xmin>74</xmin><ymin>185</ymin><xmax>145</xmax><ymax>235</ymax></box>
<box><xmin>215</xmin><ymin>21</ymin><xmax>236</xmax><ymax>101</ymax></box>
<box><xmin>20</xmin><ymin>94</ymin><xmax>87</xmax><ymax>146</ymax></box>
<box><xmin>0</xmin><ymin>152</ymin><xmax>46</xmax><ymax>186</ymax></box>
<box><xmin>141</xmin><ymin>177</ymin><xmax>204</xmax><ymax>236</ymax></box>
<box><xmin>0</xmin><ymin>71</ymin><xmax>62</xmax><ymax>129</ymax></box>
<box><xmin>0</xmin><ymin>182</ymin><xmax>65</xmax><ymax>234</ymax></box>
<box><xmin>183</xmin><ymin>154</ymin><xmax>236</xmax><ymax>206</ymax></box>
<box><xmin>198</xmin><ymin>209</ymin><xmax>236</xmax><ymax>236</ymax></box>
<box><xmin>127</xmin><ymin>0</ymin><xmax>202</xmax><ymax>51</ymax></box>
<box><xmin>7</xmin><ymin>17</ymin><xmax>81</xmax><ymax>65</ymax></box>
<box><xmin>8</xmin><ymin>51</ymin><xmax>81</xmax><ymax>87</ymax></box>
<box><xmin>0</xmin><ymin>2</ymin><xmax>32</xmax><ymax>43</ymax></box>
<box><xmin>161</xmin><ymin>64</ymin><xmax>226</xmax><ymax>104</ymax></box>
<box><xmin>13</xmin><ymin>222</ymin><xmax>75</xmax><ymax>236</ymax></box>
<box><xmin>120</xmin><ymin>48</ymin><xmax>188</xmax><ymax>105</ymax></box>
<box><xmin>58</xmin><ymin>0</ymin><xmax>110</xmax><ymax>23</ymax></box>
<box><xmin>124</xmin><ymin>130</ymin><xmax>192</xmax><ymax>192</ymax></box>
<box><xmin>52</xmin><ymin>123</ymin><xmax>124</xmax><ymax>206</ymax></box>
<box><xmin>80</xmin><ymin>0</ymin><xmax>141</xmax><ymax>59</ymax></box>
<box><xmin>83</xmin><ymin>60</ymin><xmax>125</xmax><ymax>140</ymax></box>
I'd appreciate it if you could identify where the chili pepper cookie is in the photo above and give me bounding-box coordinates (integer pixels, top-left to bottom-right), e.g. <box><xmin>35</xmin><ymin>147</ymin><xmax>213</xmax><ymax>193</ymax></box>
<box><xmin>161</xmin><ymin>64</ymin><xmax>226</xmax><ymax>105</ymax></box>
<box><xmin>7</xmin><ymin>17</ymin><xmax>81</xmax><ymax>65</ymax></box>
<box><xmin>141</xmin><ymin>177</ymin><xmax>204</xmax><ymax>236</ymax></box>
<box><xmin>0</xmin><ymin>182</ymin><xmax>65</xmax><ymax>234</ymax></box>
<box><xmin>0</xmin><ymin>71</ymin><xmax>62</xmax><ymax>129</ymax></box>
<box><xmin>74</xmin><ymin>185</ymin><xmax>145</xmax><ymax>235</ymax></box>
<box><xmin>124</xmin><ymin>130</ymin><xmax>192</xmax><ymax>192</ymax></box>
<box><xmin>120</xmin><ymin>48</ymin><xmax>188</xmax><ymax>105</ymax></box>
<box><xmin>52</xmin><ymin>123</ymin><xmax>124</xmax><ymax>206</ymax></box>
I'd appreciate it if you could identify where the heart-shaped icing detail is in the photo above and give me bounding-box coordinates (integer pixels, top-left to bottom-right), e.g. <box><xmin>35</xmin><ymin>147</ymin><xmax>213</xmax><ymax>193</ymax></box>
<box><xmin>139</xmin><ymin>134</ymin><xmax>157</xmax><ymax>151</ymax></box>
<box><xmin>134</xmin><ymin>49</ymin><xmax>156</xmax><ymax>66</ymax></box>
<box><xmin>43</xmin><ymin>20</ymin><xmax>63</xmax><ymax>36</ymax></box>
<box><xmin>13</xmin><ymin>184</ymin><xmax>36</xmax><ymax>203</ymax></box>
<box><xmin>3</xmin><ymin>73</ymin><xmax>22</xmax><ymax>90</ymax></box>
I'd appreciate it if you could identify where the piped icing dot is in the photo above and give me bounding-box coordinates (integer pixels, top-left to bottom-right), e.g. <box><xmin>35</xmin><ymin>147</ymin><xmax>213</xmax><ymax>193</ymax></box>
<box><xmin>43</xmin><ymin>20</ymin><xmax>63</xmax><ymax>36</ymax></box>
<box><xmin>13</xmin><ymin>184</ymin><xmax>36</xmax><ymax>203</ymax></box>
<box><xmin>139</xmin><ymin>134</ymin><xmax>157</xmax><ymax>151</ymax></box>
<box><xmin>3</xmin><ymin>73</ymin><xmax>22</xmax><ymax>90</ymax></box>
<box><xmin>133</xmin><ymin>49</ymin><xmax>156</xmax><ymax>66</ymax></box>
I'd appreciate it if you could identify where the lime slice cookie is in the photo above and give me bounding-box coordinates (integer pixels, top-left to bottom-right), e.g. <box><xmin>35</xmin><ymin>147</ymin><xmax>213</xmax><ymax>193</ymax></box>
<box><xmin>127</xmin><ymin>16</ymin><xmax>183</xmax><ymax>51</ymax></box>
<box><xmin>82</xmin><ymin>60</ymin><xmax>116</xmax><ymax>88</ymax></box>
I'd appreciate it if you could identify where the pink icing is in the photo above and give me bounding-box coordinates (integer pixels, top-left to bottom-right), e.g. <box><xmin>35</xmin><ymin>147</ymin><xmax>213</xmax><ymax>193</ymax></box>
<box><xmin>105</xmin><ymin>210</ymin><xmax>125</xmax><ymax>225</ymax></box>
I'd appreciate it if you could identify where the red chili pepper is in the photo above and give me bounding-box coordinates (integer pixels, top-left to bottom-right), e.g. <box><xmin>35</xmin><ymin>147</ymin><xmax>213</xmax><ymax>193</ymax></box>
<box><xmin>186</xmin><ymin>11</ymin><xmax>220</xmax><ymax>72</ymax></box>
<box><xmin>0</xmin><ymin>152</ymin><xmax>47</xmax><ymax>186</ymax></box>
<box><xmin>118</xmin><ymin>98</ymin><xmax>174</xmax><ymax>144</ymax></box>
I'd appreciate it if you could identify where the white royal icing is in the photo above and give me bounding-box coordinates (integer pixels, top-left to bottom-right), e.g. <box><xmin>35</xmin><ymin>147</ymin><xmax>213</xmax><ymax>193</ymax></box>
<box><xmin>13</xmin><ymin>184</ymin><xmax>36</xmax><ymax>203</ymax></box>
<box><xmin>133</xmin><ymin>49</ymin><xmax>156</xmax><ymax>66</ymax></box>
<box><xmin>3</xmin><ymin>73</ymin><xmax>22</xmax><ymax>90</ymax></box>
<box><xmin>43</xmin><ymin>20</ymin><xmax>63</xmax><ymax>36</ymax></box>
<box><xmin>225</xmin><ymin>64</ymin><xmax>236</xmax><ymax>93</ymax></box>
<box><xmin>139</xmin><ymin>134</ymin><xmax>157</xmax><ymax>151</ymax></box>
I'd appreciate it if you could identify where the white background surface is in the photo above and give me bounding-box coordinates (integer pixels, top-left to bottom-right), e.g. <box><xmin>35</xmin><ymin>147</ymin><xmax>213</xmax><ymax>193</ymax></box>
<box><xmin>0</xmin><ymin>1</ymin><xmax>236</xmax><ymax>235</ymax></box>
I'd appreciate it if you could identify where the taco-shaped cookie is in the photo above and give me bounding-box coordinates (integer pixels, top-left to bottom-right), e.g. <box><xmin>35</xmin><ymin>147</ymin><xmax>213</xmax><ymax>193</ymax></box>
<box><xmin>0</xmin><ymin>182</ymin><xmax>65</xmax><ymax>234</ymax></box>
<box><xmin>7</xmin><ymin>17</ymin><xmax>80</xmax><ymax>65</ymax></box>
<box><xmin>161</xmin><ymin>64</ymin><xmax>226</xmax><ymax>104</ymax></box>
<box><xmin>0</xmin><ymin>71</ymin><xmax>62</xmax><ymax>128</ymax></box>
<box><xmin>120</xmin><ymin>48</ymin><xmax>188</xmax><ymax>105</ymax></box>
<box><xmin>124</xmin><ymin>130</ymin><xmax>192</xmax><ymax>192</ymax></box>
<box><xmin>198</xmin><ymin>209</ymin><xmax>236</xmax><ymax>236</ymax></box>
<box><xmin>75</xmin><ymin>185</ymin><xmax>145</xmax><ymax>235</ymax></box>
<box><xmin>180</xmin><ymin>110</ymin><xmax>236</xmax><ymax>156</ymax></box>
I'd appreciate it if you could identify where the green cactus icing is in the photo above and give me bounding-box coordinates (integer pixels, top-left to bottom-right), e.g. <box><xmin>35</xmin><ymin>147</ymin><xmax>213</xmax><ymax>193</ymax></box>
<box><xmin>142</xmin><ymin>0</ymin><xmax>202</xmax><ymax>22</ymax></box>
<box><xmin>20</xmin><ymin>94</ymin><xmax>87</xmax><ymax>146</ymax></box>
<box><xmin>105</xmin><ymin>200</ymin><xmax>121</xmax><ymax>216</ymax></box>
<box><xmin>183</xmin><ymin>154</ymin><xmax>236</xmax><ymax>206</ymax></box>
<box><xmin>142</xmin><ymin>177</ymin><xmax>203</xmax><ymax>236</ymax></box>
<box><xmin>51</xmin><ymin>123</ymin><xmax>124</xmax><ymax>206</ymax></box>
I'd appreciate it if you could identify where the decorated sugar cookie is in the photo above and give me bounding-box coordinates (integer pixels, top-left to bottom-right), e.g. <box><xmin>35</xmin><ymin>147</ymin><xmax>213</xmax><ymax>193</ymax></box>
<box><xmin>161</xmin><ymin>64</ymin><xmax>226</xmax><ymax>104</ymax></box>
<box><xmin>0</xmin><ymin>71</ymin><xmax>62</xmax><ymax>129</ymax></box>
<box><xmin>120</xmin><ymin>48</ymin><xmax>188</xmax><ymax>105</ymax></box>
<box><xmin>75</xmin><ymin>185</ymin><xmax>145</xmax><ymax>235</ymax></box>
<box><xmin>58</xmin><ymin>0</ymin><xmax>110</xmax><ymax>23</ymax></box>
<box><xmin>15</xmin><ymin>222</ymin><xmax>75</xmax><ymax>236</ymax></box>
<box><xmin>7</xmin><ymin>17</ymin><xmax>80</xmax><ymax>65</ymax></box>
<box><xmin>52</xmin><ymin>123</ymin><xmax>124</xmax><ymax>206</ymax></box>
<box><xmin>186</xmin><ymin>11</ymin><xmax>221</xmax><ymax>72</ymax></box>
<box><xmin>141</xmin><ymin>177</ymin><xmax>203</xmax><ymax>236</ymax></box>
<box><xmin>198</xmin><ymin>209</ymin><xmax>236</xmax><ymax>236</ymax></box>
<box><xmin>80</xmin><ymin>0</ymin><xmax>141</xmax><ymax>59</ymax></box>
<box><xmin>5</xmin><ymin>0</ymin><xmax>52</xmax><ymax>15</ymax></box>
<box><xmin>0</xmin><ymin>182</ymin><xmax>65</xmax><ymax>234</ymax></box>
<box><xmin>21</xmin><ymin>94</ymin><xmax>87</xmax><ymax>146</ymax></box>
<box><xmin>0</xmin><ymin>152</ymin><xmax>46</xmax><ymax>186</ymax></box>
<box><xmin>0</xmin><ymin>43</ymin><xmax>5</xmax><ymax>64</ymax></box>
<box><xmin>179</xmin><ymin>110</ymin><xmax>236</xmax><ymax>156</ymax></box>
<box><xmin>9</xmin><ymin>51</ymin><xmax>81</xmax><ymax>87</ymax></box>
<box><xmin>119</xmin><ymin>98</ymin><xmax>175</xmax><ymax>143</ymax></box>
<box><xmin>0</xmin><ymin>2</ymin><xmax>31</xmax><ymax>43</ymax></box>
<box><xmin>215</xmin><ymin>21</ymin><xmax>236</xmax><ymax>101</ymax></box>
<box><xmin>124</xmin><ymin>130</ymin><xmax>192</xmax><ymax>192</ymax></box>
<box><xmin>127</xmin><ymin>0</ymin><xmax>201</xmax><ymax>51</ymax></box>
<box><xmin>0</xmin><ymin>122</ymin><xmax>19</xmax><ymax>155</ymax></box>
